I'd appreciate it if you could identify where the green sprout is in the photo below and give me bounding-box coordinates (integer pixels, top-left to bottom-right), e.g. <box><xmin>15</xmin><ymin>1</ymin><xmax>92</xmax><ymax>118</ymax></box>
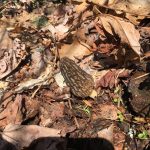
<box><xmin>77</xmin><ymin>105</ymin><xmax>91</xmax><ymax>117</ymax></box>
<box><xmin>138</xmin><ymin>130</ymin><xmax>149</xmax><ymax>140</ymax></box>
<box><xmin>113</xmin><ymin>97</ymin><xmax>122</xmax><ymax>104</ymax></box>
<box><xmin>114</xmin><ymin>86</ymin><xmax>120</xmax><ymax>94</ymax></box>
<box><xmin>113</xmin><ymin>85</ymin><xmax>123</xmax><ymax>107</ymax></box>
<box><xmin>117</xmin><ymin>111</ymin><xmax>124</xmax><ymax>122</ymax></box>
<box><xmin>82</xmin><ymin>106</ymin><xmax>91</xmax><ymax>116</ymax></box>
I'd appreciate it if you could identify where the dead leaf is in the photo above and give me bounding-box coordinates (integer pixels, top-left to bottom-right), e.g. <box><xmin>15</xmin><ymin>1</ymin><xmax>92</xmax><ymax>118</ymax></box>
<box><xmin>0</xmin><ymin>34</ymin><xmax>27</xmax><ymax>79</ymax></box>
<box><xmin>99</xmin><ymin>15</ymin><xmax>141</xmax><ymax>57</ymax></box>
<box><xmin>88</xmin><ymin>0</ymin><xmax>150</xmax><ymax>24</ymax></box>
<box><xmin>98</xmin><ymin>124</ymin><xmax>114</xmax><ymax>143</ymax></box>
<box><xmin>0</xmin><ymin>22</ymin><xmax>13</xmax><ymax>52</ymax></box>
<box><xmin>0</xmin><ymin>94</ymin><xmax>23</xmax><ymax>127</ymax></box>
<box><xmin>30</xmin><ymin>48</ymin><xmax>46</xmax><ymax>78</ymax></box>
<box><xmin>95</xmin><ymin>104</ymin><xmax>119</xmax><ymax>120</ymax></box>
<box><xmin>0</xmin><ymin>92</ymin><xmax>14</xmax><ymax>127</ymax></box>
<box><xmin>96</xmin><ymin>69</ymin><xmax>131</xmax><ymax>89</ymax></box>
<box><xmin>7</xmin><ymin>94</ymin><xmax>23</xmax><ymax>125</ymax></box>
<box><xmin>54</xmin><ymin>72</ymin><xmax>66</xmax><ymax>88</ymax></box>
<box><xmin>111</xmin><ymin>0</ymin><xmax>150</xmax><ymax>16</ymax></box>
<box><xmin>59</xmin><ymin>39</ymin><xmax>91</xmax><ymax>60</ymax></box>
<box><xmin>2</xmin><ymin>124</ymin><xmax>61</xmax><ymax>149</ymax></box>
<box><xmin>15</xmin><ymin>64</ymin><xmax>53</xmax><ymax>93</ymax></box>
<box><xmin>113</xmin><ymin>128</ymin><xmax>125</xmax><ymax>150</ymax></box>
<box><xmin>143</xmin><ymin>52</ymin><xmax>150</xmax><ymax>59</ymax></box>
<box><xmin>75</xmin><ymin>2</ymin><xmax>89</xmax><ymax>13</ymax></box>
<box><xmin>87</xmin><ymin>0</ymin><xmax>115</xmax><ymax>5</ymax></box>
<box><xmin>16</xmin><ymin>10</ymin><xmax>39</xmax><ymax>27</ymax></box>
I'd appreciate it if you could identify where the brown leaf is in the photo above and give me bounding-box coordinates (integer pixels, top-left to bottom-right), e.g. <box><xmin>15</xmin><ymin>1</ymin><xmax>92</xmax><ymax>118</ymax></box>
<box><xmin>88</xmin><ymin>0</ymin><xmax>116</xmax><ymax>5</ymax></box>
<box><xmin>96</xmin><ymin>69</ymin><xmax>131</xmax><ymax>89</ymax></box>
<box><xmin>96</xmin><ymin>104</ymin><xmax>119</xmax><ymax>120</ymax></box>
<box><xmin>14</xmin><ymin>64</ymin><xmax>53</xmax><ymax>93</ymax></box>
<box><xmin>111</xmin><ymin>0</ymin><xmax>150</xmax><ymax>16</ymax></box>
<box><xmin>114</xmin><ymin>128</ymin><xmax>125</xmax><ymax>150</ymax></box>
<box><xmin>0</xmin><ymin>34</ymin><xmax>27</xmax><ymax>79</ymax></box>
<box><xmin>99</xmin><ymin>15</ymin><xmax>141</xmax><ymax>57</ymax></box>
<box><xmin>98</xmin><ymin>124</ymin><xmax>114</xmax><ymax>143</ymax></box>
<box><xmin>59</xmin><ymin>39</ymin><xmax>91</xmax><ymax>60</ymax></box>
<box><xmin>30</xmin><ymin>49</ymin><xmax>46</xmax><ymax>78</ymax></box>
<box><xmin>2</xmin><ymin>124</ymin><xmax>61</xmax><ymax>149</ymax></box>
<box><xmin>7</xmin><ymin>94</ymin><xmax>23</xmax><ymax>125</ymax></box>
<box><xmin>75</xmin><ymin>2</ymin><xmax>89</xmax><ymax>13</ymax></box>
<box><xmin>50</xmin><ymin>103</ymin><xmax>65</xmax><ymax>120</ymax></box>
<box><xmin>0</xmin><ymin>94</ymin><xmax>23</xmax><ymax>127</ymax></box>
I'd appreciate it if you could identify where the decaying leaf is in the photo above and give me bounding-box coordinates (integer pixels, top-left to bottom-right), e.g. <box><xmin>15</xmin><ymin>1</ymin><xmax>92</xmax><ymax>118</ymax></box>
<box><xmin>99</xmin><ymin>15</ymin><xmax>141</xmax><ymax>57</ymax></box>
<box><xmin>30</xmin><ymin>49</ymin><xmax>46</xmax><ymax>78</ymax></box>
<box><xmin>59</xmin><ymin>39</ymin><xmax>91</xmax><ymax>60</ymax></box>
<box><xmin>46</xmin><ymin>23</ymin><xmax>69</xmax><ymax>39</ymax></box>
<box><xmin>15</xmin><ymin>64</ymin><xmax>53</xmax><ymax>93</ymax></box>
<box><xmin>96</xmin><ymin>104</ymin><xmax>119</xmax><ymax>120</ymax></box>
<box><xmin>0</xmin><ymin>37</ymin><xmax>27</xmax><ymax>79</ymax></box>
<box><xmin>2</xmin><ymin>124</ymin><xmax>61</xmax><ymax>149</ymax></box>
<box><xmin>111</xmin><ymin>0</ymin><xmax>150</xmax><ymax>16</ymax></box>
<box><xmin>88</xmin><ymin>0</ymin><xmax>115</xmax><ymax>5</ymax></box>
<box><xmin>0</xmin><ymin>94</ymin><xmax>23</xmax><ymax>127</ymax></box>
<box><xmin>88</xmin><ymin>0</ymin><xmax>150</xmax><ymax>24</ymax></box>
<box><xmin>96</xmin><ymin>69</ymin><xmax>131</xmax><ymax>89</ymax></box>
<box><xmin>98</xmin><ymin>124</ymin><xmax>114</xmax><ymax>143</ymax></box>
<box><xmin>75</xmin><ymin>2</ymin><xmax>89</xmax><ymax>13</ymax></box>
<box><xmin>0</xmin><ymin>1</ymin><xmax>149</xmax><ymax>149</ymax></box>
<box><xmin>0</xmin><ymin>23</ymin><xmax>27</xmax><ymax>79</ymax></box>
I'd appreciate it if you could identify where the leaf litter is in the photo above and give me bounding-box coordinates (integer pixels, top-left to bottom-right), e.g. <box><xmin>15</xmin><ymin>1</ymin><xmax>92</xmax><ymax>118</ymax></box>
<box><xmin>0</xmin><ymin>0</ymin><xmax>150</xmax><ymax>150</ymax></box>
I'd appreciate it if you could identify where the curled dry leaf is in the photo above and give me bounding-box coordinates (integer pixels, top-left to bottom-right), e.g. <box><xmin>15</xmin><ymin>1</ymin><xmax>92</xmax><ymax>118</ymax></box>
<box><xmin>99</xmin><ymin>15</ymin><xmax>141</xmax><ymax>57</ymax></box>
<box><xmin>2</xmin><ymin>124</ymin><xmax>61</xmax><ymax>149</ymax></box>
<box><xmin>88</xmin><ymin>0</ymin><xmax>148</xmax><ymax>26</ymax></box>
<box><xmin>15</xmin><ymin>64</ymin><xmax>53</xmax><ymax>93</ymax></box>
<box><xmin>0</xmin><ymin>36</ymin><xmax>27</xmax><ymax>79</ymax></box>
<box><xmin>96</xmin><ymin>69</ymin><xmax>131</xmax><ymax>89</ymax></box>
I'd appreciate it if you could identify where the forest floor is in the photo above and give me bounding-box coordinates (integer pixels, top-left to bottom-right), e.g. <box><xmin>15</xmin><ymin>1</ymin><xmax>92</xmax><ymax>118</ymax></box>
<box><xmin>0</xmin><ymin>0</ymin><xmax>150</xmax><ymax>150</ymax></box>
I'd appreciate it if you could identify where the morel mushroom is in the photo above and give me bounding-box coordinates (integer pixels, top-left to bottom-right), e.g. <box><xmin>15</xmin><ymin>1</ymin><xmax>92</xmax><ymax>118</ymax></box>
<box><xmin>60</xmin><ymin>57</ymin><xmax>94</xmax><ymax>98</ymax></box>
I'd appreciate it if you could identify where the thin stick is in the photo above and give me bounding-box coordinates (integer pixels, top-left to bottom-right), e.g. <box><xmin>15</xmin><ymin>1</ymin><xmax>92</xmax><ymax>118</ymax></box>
<box><xmin>133</xmin><ymin>73</ymin><xmax>150</xmax><ymax>80</ymax></box>
<box><xmin>31</xmin><ymin>84</ymin><xmax>42</xmax><ymax>98</ymax></box>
